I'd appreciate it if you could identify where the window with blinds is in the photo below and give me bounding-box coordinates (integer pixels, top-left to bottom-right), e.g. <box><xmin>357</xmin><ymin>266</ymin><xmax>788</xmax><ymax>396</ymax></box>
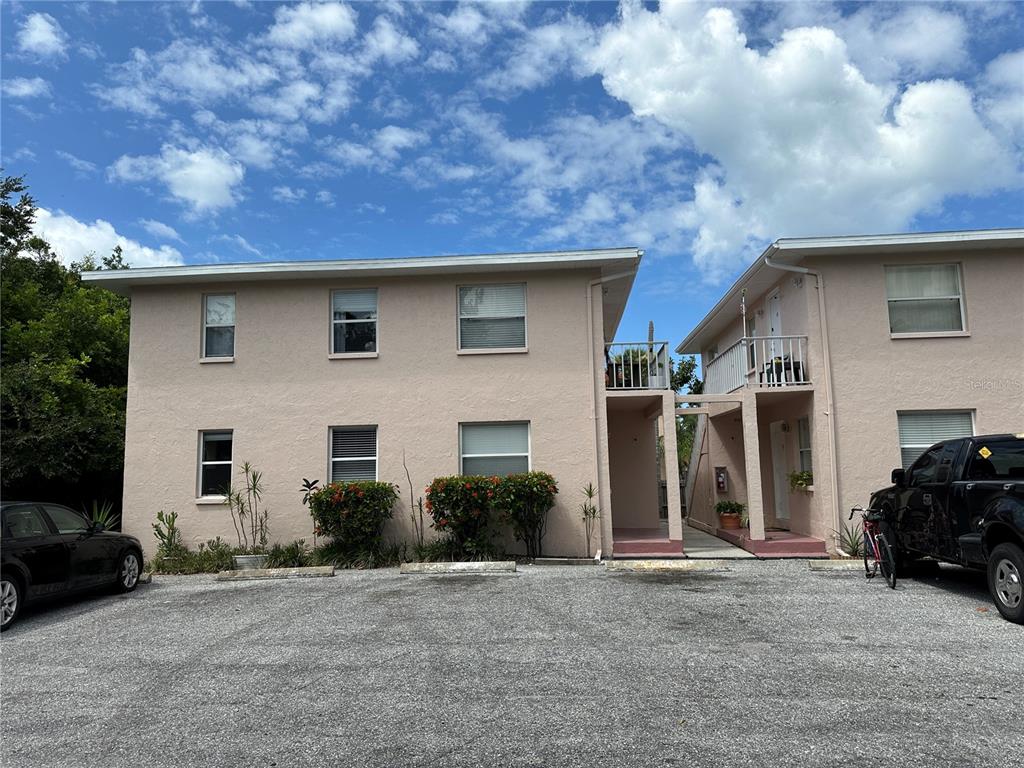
<box><xmin>885</xmin><ymin>264</ymin><xmax>964</xmax><ymax>334</ymax></box>
<box><xmin>330</xmin><ymin>426</ymin><xmax>377</xmax><ymax>482</ymax></box>
<box><xmin>199</xmin><ymin>431</ymin><xmax>232</xmax><ymax>496</ymax></box>
<box><xmin>897</xmin><ymin>411</ymin><xmax>973</xmax><ymax>468</ymax></box>
<box><xmin>332</xmin><ymin>289</ymin><xmax>378</xmax><ymax>354</ymax></box>
<box><xmin>460</xmin><ymin>422</ymin><xmax>530</xmax><ymax>477</ymax></box>
<box><xmin>458</xmin><ymin>283</ymin><xmax>526</xmax><ymax>350</ymax></box>
<box><xmin>203</xmin><ymin>294</ymin><xmax>235</xmax><ymax>358</ymax></box>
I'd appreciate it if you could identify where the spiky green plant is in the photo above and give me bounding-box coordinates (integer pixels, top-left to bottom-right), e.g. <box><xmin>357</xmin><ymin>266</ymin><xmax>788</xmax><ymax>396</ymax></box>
<box><xmin>84</xmin><ymin>499</ymin><xmax>120</xmax><ymax>530</ymax></box>
<box><xmin>835</xmin><ymin>520</ymin><xmax>864</xmax><ymax>557</ymax></box>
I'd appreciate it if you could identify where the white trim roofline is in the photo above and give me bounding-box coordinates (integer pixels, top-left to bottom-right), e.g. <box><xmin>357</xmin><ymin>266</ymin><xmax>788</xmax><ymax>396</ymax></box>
<box><xmin>81</xmin><ymin>247</ymin><xmax>642</xmax><ymax>292</ymax></box>
<box><xmin>676</xmin><ymin>228</ymin><xmax>1024</xmax><ymax>354</ymax></box>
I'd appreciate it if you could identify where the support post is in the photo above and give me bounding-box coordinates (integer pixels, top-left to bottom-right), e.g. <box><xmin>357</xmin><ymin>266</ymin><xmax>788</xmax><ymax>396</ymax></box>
<box><xmin>741</xmin><ymin>391</ymin><xmax>766</xmax><ymax>541</ymax></box>
<box><xmin>662</xmin><ymin>391</ymin><xmax>683</xmax><ymax>544</ymax></box>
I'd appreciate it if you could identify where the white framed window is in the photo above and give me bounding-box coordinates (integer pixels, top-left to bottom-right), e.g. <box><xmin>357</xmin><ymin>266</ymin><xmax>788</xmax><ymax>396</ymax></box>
<box><xmin>203</xmin><ymin>294</ymin><xmax>235</xmax><ymax>358</ymax></box>
<box><xmin>458</xmin><ymin>283</ymin><xmax>526</xmax><ymax>350</ymax></box>
<box><xmin>885</xmin><ymin>264</ymin><xmax>965</xmax><ymax>334</ymax></box>
<box><xmin>330</xmin><ymin>426</ymin><xmax>377</xmax><ymax>482</ymax></box>
<box><xmin>797</xmin><ymin>417</ymin><xmax>812</xmax><ymax>473</ymax></box>
<box><xmin>331</xmin><ymin>289</ymin><xmax>378</xmax><ymax>355</ymax></box>
<box><xmin>199</xmin><ymin>431</ymin><xmax>233</xmax><ymax>497</ymax></box>
<box><xmin>460</xmin><ymin>422</ymin><xmax>530</xmax><ymax>477</ymax></box>
<box><xmin>897</xmin><ymin>410</ymin><xmax>973</xmax><ymax>468</ymax></box>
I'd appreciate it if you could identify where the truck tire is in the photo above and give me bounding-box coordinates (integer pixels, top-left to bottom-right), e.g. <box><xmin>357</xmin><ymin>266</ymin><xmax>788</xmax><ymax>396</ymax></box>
<box><xmin>987</xmin><ymin>543</ymin><xmax>1024</xmax><ymax>624</ymax></box>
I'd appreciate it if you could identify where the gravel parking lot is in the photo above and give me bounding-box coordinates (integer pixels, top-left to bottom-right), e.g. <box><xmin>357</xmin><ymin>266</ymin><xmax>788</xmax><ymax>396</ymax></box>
<box><xmin>2</xmin><ymin>561</ymin><xmax>1020</xmax><ymax>768</ymax></box>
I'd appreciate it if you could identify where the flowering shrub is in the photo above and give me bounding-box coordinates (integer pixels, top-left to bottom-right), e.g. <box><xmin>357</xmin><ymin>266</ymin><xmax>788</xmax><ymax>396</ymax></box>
<box><xmin>491</xmin><ymin>472</ymin><xmax>558</xmax><ymax>558</ymax></box>
<box><xmin>425</xmin><ymin>475</ymin><xmax>497</xmax><ymax>558</ymax></box>
<box><xmin>308</xmin><ymin>481</ymin><xmax>398</xmax><ymax>552</ymax></box>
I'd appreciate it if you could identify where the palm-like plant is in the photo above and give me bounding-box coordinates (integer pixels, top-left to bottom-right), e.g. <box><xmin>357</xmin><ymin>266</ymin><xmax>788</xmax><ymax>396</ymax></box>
<box><xmin>84</xmin><ymin>499</ymin><xmax>120</xmax><ymax>530</ymax></box>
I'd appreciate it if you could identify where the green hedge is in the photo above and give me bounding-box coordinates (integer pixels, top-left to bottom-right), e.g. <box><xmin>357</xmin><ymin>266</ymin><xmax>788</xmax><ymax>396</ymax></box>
<box><xmin>308</xmin><ymin>481</ymin><xmax>398</xmax><ymax>552</ymax></box>
<box><xmin>425</xmin><ymin>475</ymin><xmax>497</xmax><ymax>558</ymax></box>
<box><xmin>492</xmin><ymin>472</ymin><xmax>558</xmax><ymax>558</ymax></box>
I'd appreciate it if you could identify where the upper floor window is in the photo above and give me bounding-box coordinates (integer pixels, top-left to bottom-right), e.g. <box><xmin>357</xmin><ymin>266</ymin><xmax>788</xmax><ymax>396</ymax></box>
<box><xmin>897</xmin><ymin>410</ymin><xmax>973</xmax><ymax>469</ymax></box>
<box><xmin>458</xmin><ymin>284</ymin><xmax>526</xmax><ymax>350</ymax></box>
<box><xmin>330</xmin><ymin>426</ymin><xmax>377</xmax><ymax>482</ymax></box>
<box><xmin>199</xmin><ymin>430</ymin><xmax>233</xmax><ymax>496</ymax></box>
<box><xmin>332</xmin><ymin>289</ymin><xmax>378</xmax><ymax>355</ymax></box>
<box><xmin>460</xmin><ymin>422</ymin><xmax>530</xmax><ymax>476</ymax></box>
<box><xmin>885</xmin><ymin>264</ymin><xmax>964</xmax><ymax>334</ymax></box>
<box><xmin>203</xmin><ymin>294</ymin><xmax>235</xmax><ymax>358</ymax></box>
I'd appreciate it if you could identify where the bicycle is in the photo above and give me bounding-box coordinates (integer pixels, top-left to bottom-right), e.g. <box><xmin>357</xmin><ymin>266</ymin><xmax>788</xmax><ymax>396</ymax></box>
<box><xmin>850</xmin><ymin>506</ymin><xmax>897</xmax><ymax>589</ymax></box>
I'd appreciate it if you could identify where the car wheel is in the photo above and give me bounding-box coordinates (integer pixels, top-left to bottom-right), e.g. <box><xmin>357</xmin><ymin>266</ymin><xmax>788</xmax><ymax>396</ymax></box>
<box><xmin>1</xmin><ymin>575</ymin><xmax>22</xmax><ymax>631</ymax></box>
<box><xmin>987</xmin><ymin>543</ymin><xmax>1024</xmax><ymax>624</ymax></box>
<box><xmin>117</xmin><ymin>550</ymin><xmax>142</xmax><ymax>593</ymax></box>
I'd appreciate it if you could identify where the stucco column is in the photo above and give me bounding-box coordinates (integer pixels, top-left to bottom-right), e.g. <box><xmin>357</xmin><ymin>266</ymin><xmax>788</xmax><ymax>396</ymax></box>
<box><xmin>741</xmin><ymin>390</ymin><xmax>766</xmax><ymax>541</ymax></box>
<box><xmin>661</xmin><ymin>391</ymin><xmax>683</xmax><ymax>543</ymax></box>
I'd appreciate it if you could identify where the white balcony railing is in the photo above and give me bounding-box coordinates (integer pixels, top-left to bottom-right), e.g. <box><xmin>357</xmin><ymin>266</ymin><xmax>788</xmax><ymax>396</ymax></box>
<box><xmin>704</xmin><ymin>335</ymin><xmax>810</xmax><ymax>394</ymax></box>
<box><xmin>606</xmin><ymin>341</ymin><xmax>670</xmax><ymax>389</ymax></box>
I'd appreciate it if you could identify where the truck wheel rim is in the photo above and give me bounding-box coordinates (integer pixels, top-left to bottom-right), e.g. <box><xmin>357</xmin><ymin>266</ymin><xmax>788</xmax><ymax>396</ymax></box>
<box><xmin>994</xmin><ymin>558</ymin><xmax>1022</xmax><ymax>609</ymax></box>
<box><xmin>1</xmin><ymin>580</ymin><xmax>17</xmax><ymax>626</ymax></box>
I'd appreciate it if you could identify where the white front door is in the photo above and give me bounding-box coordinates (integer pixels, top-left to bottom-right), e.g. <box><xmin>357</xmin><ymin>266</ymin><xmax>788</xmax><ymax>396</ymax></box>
<box><xmin>767</xmin><ymin>292</ymin><xmax>782</xmax><ymax>358</ymax></box>
<box><xmin>770</xmin><ymin>421</ymin><xmax>790</xmax><ymax>526</ymax></box>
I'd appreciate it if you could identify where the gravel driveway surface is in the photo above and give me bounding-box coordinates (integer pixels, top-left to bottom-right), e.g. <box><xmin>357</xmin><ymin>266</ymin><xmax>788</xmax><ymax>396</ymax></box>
<box><xmin>2</xmin><ymin>560</ymin><xmax>1020</xmax><ymax>768</ymax></box>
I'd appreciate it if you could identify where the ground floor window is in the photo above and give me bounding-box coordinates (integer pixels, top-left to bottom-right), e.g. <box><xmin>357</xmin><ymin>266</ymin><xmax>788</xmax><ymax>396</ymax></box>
<box><xmin>797</xmin><ymin>417</ymin><xmax>812</xmax><ymax>472</ymax></box>
<box><xmin>330</xmin><ymin>426</ymin><xmax>377</xmax><ymax>482</ymax></box>
<box><xmin>199</xmin><ymin>431</ymin><xmax>232</xmax><ymax>496</ymax></box>
<box><xmin>460</xmin><ymin>422</ymin><xmax>530</xmax><ymax>477</ymax></box>
<box><xmin>897</xmin><ymin>410</ymin><xmax>973</xmax><ymax>468</ymax></box>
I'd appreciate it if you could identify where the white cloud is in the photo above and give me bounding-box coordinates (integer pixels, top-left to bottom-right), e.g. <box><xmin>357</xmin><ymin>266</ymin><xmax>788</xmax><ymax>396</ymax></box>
<box><xmin>96</xmin><ymin>41</ymin><xmax>278</xmax><ymax>116</ymax></box>
<box><xmin>139</xmin><ymin>219</ymin><xmax>183</xmax><ymax>242</ymax></box>
<box><xmin>272</xmin><ymin>185</ymin><xmax>307</xmax><ymax>203</ymax></box>
<box><xmin>55</xmin><ymin>150</ymin><xmax>98</xmax><ymax>174</ymax></box>
<box><xmin>315</xmin><ymin>190</ymin><xmax>336</xmax><ymax>207</ymax></box>
<box><xmin>213</xmin><ymin>234</ymin><xmax>263</xmax><ymax>258</ymax></box>
<box><xmin>266</xmin><ymin>2</ymin><xmax>357</xmax><ymax>49</ymax></box>
<box><xmin>108</xmin><ymin>144</ymin><xmax>245</xmax><ymax>214</ymax></box>
<box><xmin>374</xmin><ymin>125</ymin><xmax>428</xmax><ymax>160</ymax></box>
<box><xmin>588</xmin><ymin>3</ymin><xmax>1020</xmax><ymax>281</ymax></box>
<box><xmin>364</xmin><ymin>16</ymin><xmax>419</xmax><ymax>64</ymax></box>
<box><xmin>34</xmin><ymin>208</ymin><xmax>183</xmax><ymax>267</ymax></box>
<box><xmin>482</xmin><ymin>15</ymin><xmax>593</xmax><ymax>93</ymax></box>
<box><xmin>2</xmin><ymin>77</ymin><xmax>52</xmax><ymax>99</ymax></box>
<box><xmin>17</xmin><ymin>13</ymin><xmax>68</xmax><ymax>60</ymax></box>
<box><xmin>424</xmin><ymin>50</ymin><xmax>457</xmax><ymax>72</ymax></box>
<box><xmin>981</xmin><ymin>49</ymin><xmax>1024</xmax><ymax>143</ymax></box>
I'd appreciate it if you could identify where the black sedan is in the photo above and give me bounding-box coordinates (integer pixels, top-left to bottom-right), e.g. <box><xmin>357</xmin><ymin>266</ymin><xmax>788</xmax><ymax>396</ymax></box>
<box><xmin>1</xmin><ymin>502</ymin><xmax>143</xmax><ymax>631</ymax></box>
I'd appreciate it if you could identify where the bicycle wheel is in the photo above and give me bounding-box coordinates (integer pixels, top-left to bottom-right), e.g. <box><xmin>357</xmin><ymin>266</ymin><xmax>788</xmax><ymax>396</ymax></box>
<box><xmin>863</xmin><ymin>531</ymin><xmax>876</xmax><ymax>578</ymax></box>
<box><xmin>877</xmin><ymin>533</ymin><xmax>897</xmax><ymax>589</ymax></box>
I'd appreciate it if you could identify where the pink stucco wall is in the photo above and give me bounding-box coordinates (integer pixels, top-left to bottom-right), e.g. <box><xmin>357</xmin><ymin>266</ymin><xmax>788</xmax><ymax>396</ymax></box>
<box><xmin>686</xmin><ymin>244</ymin><xmax>1023</xmax><ymax>548</ymax></box>
<box><xmin>123</xmin><ymin>268</ymin><xmax>608</xmax><ymax>557</ymax></box>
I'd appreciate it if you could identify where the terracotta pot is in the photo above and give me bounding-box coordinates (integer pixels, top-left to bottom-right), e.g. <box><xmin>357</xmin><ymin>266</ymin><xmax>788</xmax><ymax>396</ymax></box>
<box><xmin>719</xmin><ymin>512</ymin><xmax>742</xmax><ymax>530</ymax></box>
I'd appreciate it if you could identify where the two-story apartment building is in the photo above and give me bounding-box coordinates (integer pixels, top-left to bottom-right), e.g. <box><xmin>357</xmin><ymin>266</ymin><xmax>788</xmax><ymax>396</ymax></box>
<box><xmin>677</xmin><ymin>229</ymin><xmax>1024</xmax><ymax>556</ymax></box>
<box><xmin>84</xmin><ymin>249</ymin><xmax>683</xmax><ymax>559</ymax></box>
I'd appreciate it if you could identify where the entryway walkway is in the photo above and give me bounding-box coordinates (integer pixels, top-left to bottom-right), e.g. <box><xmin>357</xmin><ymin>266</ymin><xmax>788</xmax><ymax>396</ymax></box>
<box><xmin>683</xmin><ymin>523</ymin><xmax>756</xmax><ymax>559</ymax></box>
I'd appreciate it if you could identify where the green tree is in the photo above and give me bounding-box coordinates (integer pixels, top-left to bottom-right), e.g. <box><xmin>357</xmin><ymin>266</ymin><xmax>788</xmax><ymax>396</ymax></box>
<box><xmin>1</xmin><ymin>175</ymin><xmax>131</xmax><ymax>512</ymax></box>
<box><xmin>670</xmin><ymin>355</ymin><xmax>703</xmax><ymax>478</ymax></box>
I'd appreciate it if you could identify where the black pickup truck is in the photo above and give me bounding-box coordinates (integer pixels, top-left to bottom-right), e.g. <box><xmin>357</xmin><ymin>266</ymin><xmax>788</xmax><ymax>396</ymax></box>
<box><xmin>868</xmin><ymin>434</ymin><xmax>1024</xmax><ymax>623</ymax></box>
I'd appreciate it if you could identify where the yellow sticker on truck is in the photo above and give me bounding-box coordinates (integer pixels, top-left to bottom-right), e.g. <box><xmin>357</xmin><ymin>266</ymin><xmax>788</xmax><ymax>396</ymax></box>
<box><xmin>978</xmin><ymin>446</ymin><xmax>992</xmax><ymax>459</ymax></box>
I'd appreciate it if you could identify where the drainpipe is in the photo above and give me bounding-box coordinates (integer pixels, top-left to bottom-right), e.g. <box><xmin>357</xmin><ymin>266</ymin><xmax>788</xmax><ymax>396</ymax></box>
<box><xmin>763</xmin><ymin>254</ymin><xmax>841</xmax><ymax>552</ymax></box>
<box><xmin>587</xmin><ymin>264</ymin><xmax>639</xmax><ymax>557</ymax></box>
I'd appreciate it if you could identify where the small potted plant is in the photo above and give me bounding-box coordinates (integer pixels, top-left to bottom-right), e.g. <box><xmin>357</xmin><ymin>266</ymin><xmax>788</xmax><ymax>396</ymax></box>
<box><xmin>715</xmin><ymin>500</ymin><xmax>746</xmax><ymax>530</ymax></box>
<box><xmin>788</xmin><ymin>470</ymin><xmax>814</xmax><ymax>492</ymax></box>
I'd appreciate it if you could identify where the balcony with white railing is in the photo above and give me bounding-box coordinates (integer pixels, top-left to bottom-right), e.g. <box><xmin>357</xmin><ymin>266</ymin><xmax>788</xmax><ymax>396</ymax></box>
<box><xmin>605</xmin><ymin>341</ymin><xmax>670</xmax><ymax>390</ymax></box>
<box><xmin>703</xmin><ymin>335</ymin><xmax>811</xmax><ymax>394</ymax></box>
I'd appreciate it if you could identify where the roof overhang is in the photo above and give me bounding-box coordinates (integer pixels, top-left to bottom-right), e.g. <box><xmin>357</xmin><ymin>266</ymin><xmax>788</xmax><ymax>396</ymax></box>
<box><xmin>676</xmin><ymin>228</ymin><xmax>1024</xmax><ymax>354</ymax></box>
<box><xmin>82</xmin><ymin>246</ymin><xmax>643</xmax><ymax>341</ymax></box>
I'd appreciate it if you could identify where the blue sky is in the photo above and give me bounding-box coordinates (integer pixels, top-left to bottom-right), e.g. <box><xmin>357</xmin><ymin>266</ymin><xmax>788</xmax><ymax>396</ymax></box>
<box><xmin>2</xmin><ymin>1</ymin><xmax>1022</xmax><ymax>353</ymax></box>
